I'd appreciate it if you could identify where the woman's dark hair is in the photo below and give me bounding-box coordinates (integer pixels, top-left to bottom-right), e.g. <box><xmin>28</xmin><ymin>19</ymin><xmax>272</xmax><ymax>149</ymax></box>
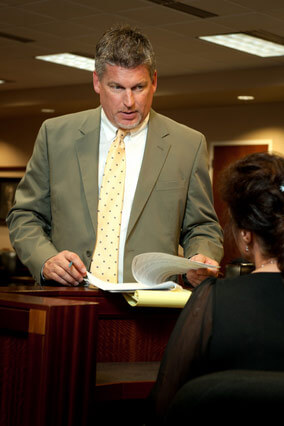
<box><xmin>220</xmin><ymin>152</ymin><xmax>284</xmax><ymax>276</ymax></box>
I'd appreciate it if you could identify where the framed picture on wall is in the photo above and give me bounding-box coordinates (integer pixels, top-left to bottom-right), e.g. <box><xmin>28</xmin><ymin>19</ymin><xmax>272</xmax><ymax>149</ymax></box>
<box><xmin>0</xmin><ymin>177</ymin><xmax>21</xmax><ymax>225</ymax></box>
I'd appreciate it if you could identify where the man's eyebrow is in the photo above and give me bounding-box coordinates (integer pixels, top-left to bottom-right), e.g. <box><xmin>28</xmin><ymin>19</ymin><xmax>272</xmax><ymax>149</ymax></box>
<box><xmin>107</xmin><ymin>80</ymin><xmax>148</xmax><ymax>88</ymax></box>
<box><xmin>107</xmin><ymin>81</ymin><xmax>123</xmax><ymax>86</ymax></box>
<box><xmin>133</xmin><ymin>81</ymin><xmax>147</xmax><ymax>86</ymax></box>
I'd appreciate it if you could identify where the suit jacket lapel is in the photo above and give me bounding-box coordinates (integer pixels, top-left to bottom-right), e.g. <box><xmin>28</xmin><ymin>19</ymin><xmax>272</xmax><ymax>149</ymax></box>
<box><xmin>127</xmin><ymin>110</ymin><xmax>171</xmax><ymax>238</ymax></box>
<box><xmin>75</xmin><ymin>108</ymin><xmax>101</xmax><ymax>233</ymax></box>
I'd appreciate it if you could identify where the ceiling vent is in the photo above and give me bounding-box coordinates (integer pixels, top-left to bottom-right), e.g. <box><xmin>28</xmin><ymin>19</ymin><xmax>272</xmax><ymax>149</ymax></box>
<box><xmin>0</xmin><ymin>32</ymin><xmax>34</xmax><ymax>43</ymax></box>
<box><xmin>147</xmin><ymin>0</ymin><xmax>217</xmax><ymax>18</ymax></box>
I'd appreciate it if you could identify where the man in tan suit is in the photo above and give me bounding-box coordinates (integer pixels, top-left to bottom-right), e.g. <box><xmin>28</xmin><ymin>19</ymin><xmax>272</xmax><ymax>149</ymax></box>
<box><xmin>7</xmin><ymin>25</ymin><xmax>223</xmax><ymax>287</ymax></box>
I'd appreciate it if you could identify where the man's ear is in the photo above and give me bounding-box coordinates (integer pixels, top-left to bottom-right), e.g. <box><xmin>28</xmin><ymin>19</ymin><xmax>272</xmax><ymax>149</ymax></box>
<box><xmin>93</xmin><ymin>71</ymin><xmax>100</xmax><ymax>94</ymax></box>
<box><xmin>152</xmin><ymin>70</ymin><xmax>158</xmax><ymax>93</ymax></box>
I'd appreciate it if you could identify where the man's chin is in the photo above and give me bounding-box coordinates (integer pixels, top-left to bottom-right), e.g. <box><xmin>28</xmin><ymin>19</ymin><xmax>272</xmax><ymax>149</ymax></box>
<box><xmin>116</xmin><ymin>115</ymin><xmax>142</xmax><ymax>130</ymax></box>
<box><xmin>117</xmin><ymin>122</ymin><xmax>140</xmax><ymax>130</ymax></box>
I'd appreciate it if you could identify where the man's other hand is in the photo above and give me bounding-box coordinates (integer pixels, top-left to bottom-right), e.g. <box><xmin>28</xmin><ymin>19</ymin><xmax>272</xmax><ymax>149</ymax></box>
<box><xmin>186</xmin><ymin>253</ymin><xmax>219</xmax><ymax>288</ymax></box>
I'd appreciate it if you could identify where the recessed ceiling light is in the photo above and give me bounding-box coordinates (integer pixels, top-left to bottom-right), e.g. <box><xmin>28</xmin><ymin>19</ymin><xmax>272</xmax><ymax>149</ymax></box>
<box><xmin>237</xmin><ymin>95</ymin><xmax>255</xmax><ymax>101</ymax></box>
<box><xmin>0</xmin><ymin>79</ymin><xmax>6</xmax><ymax>84</ymax></box>
<box><xmin>35</xmin><ymin>53</ymin><xmax>94</xmax><ymax>71</ymax></box>
<box><xmin>41</xmin><ymin>108</ymin><xmax>55</xmax><ymax>113</ymax></box>
<box><xmin>199</xmin><ymin>33</ymin><xmax>284</xmax><ymax>57</ymax></box>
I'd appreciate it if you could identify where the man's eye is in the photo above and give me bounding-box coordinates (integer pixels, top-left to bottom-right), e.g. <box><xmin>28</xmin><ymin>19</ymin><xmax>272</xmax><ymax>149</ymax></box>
<box><xmin>110</xmin><ymin>85</ymin><xmax>123</xmax><ymax>90</ymax></box>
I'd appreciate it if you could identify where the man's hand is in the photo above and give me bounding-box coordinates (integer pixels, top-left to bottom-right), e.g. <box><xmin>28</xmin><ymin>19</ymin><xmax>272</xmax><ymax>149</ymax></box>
<box><xmin>186</xmin><ymin>253</ymin><xmax>219</xmax><ymax>288</ymax></box>
<box><xmin>43</xmin><ymin>250</ymin><xmax>87</xmax><ymax>286</ymax></box>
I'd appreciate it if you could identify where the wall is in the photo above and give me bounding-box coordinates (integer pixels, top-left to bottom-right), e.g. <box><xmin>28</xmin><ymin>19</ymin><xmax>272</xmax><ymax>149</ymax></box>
<box><xmin>160</xmin><ymin>101</ymin><xmax>284</xmax><ymax>154</ymax></box>
<box><xmin>0</xmin><ymin>115</ymin><xmax>45</xmax><ymax>168</ymax></box>
<box><xmin>0</xmin><ymin>115</ymin><xmax>47</xmax><ymax>249</ymax></box>
<box><xmin>1</xmin><ymin>101</ymin><xmax>284</xmax><ymax>249</ymax></box>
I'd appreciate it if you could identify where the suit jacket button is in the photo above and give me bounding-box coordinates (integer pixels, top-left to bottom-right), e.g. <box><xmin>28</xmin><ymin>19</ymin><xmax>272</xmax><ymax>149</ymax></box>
<box><xmin>86</xmin><ymin>250</ymin><xmax>92</xmax><ymax>257</ymax></box>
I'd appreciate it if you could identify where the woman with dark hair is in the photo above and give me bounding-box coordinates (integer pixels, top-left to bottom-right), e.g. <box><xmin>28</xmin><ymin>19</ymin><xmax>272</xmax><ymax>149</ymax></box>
<box><xmin>148</xmin><ymin>152</ymin><xmax>284</xmax><ymax>424</ymax></box>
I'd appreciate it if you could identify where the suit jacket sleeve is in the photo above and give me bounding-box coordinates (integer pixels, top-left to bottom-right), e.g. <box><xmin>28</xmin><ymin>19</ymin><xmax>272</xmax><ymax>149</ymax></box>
<box><xmin>180</xmin><ymin>133</ymin><xmax>223</xmax><ymax>261</ymax></box>
<box><xmin>6</xmin><ymin>121</ymin><xmax>60</xmax><ymax>284</ymax></box>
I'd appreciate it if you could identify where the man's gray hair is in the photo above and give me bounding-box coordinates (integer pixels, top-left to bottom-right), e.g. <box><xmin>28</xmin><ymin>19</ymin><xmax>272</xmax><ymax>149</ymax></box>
<box><xmin>95</xmin><ymin>24</ymin><xmax>156</xmax><ymax>80</ymax></box>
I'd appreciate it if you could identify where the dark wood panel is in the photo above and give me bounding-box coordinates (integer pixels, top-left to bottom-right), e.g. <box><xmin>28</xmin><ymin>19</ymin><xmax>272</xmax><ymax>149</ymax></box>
<box><xmin>0</xmin><ymin>332</ymin><xmax>35</xmax><ymax>426</ymax></box>
<box><xmin>0</xmin><ymin>293</ymin><xmax>98</xmax><ymax>426</ymax></box>
<box><xmin>97</xmin><ymin>315</ymin><xmax>177</xmax><ymax>362</ymax></box>
<box><xmin>0</xmin><ymin>306</ymin><xmax>29</xmax><ymax>332</ymax></box>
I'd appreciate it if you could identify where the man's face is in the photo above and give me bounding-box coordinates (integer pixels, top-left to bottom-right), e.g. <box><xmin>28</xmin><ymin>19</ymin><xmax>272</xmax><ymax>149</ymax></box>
<box><xmin>93</xmin><ymin>64</ymin><xmax>157</xmax><ymax>130</ymax></box>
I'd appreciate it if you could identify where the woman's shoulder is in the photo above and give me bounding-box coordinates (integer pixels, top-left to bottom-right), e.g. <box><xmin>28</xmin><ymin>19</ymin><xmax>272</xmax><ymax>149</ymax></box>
<box><xmin>205</xmin><ymin>272</ymin><xmax>283</xmax><ymax>298</ymax></box>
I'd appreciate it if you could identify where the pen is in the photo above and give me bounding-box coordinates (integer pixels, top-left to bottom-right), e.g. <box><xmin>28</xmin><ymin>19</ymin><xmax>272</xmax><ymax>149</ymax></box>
<box><xmin>69</xmin><ymin>260</ymin><xmax>88</xmax><ymax>286</ymax></box>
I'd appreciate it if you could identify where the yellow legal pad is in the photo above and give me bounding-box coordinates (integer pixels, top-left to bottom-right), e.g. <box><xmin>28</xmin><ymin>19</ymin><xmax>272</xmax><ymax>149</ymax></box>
<box><xmin>123</xmin><ymin>288</ymin><xmax>191</xmax><ymax>308</ymax></box>
<box><xmin>86</xmin><ymin>252</ymin><xmax>215</xmax><ymax>308</ymax></box>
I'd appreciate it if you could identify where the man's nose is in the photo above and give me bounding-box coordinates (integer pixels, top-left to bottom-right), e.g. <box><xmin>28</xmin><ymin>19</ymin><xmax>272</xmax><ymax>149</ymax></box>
<box><xmin>123</xmin><ymin>89</ymin><xmax>135</xmax><ymax>108</ymax></box>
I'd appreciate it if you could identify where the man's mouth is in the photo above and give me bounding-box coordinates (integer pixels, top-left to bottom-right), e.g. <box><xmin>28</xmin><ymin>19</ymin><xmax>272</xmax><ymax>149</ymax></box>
<box><xmin>116</xmin><ymin>111</ymin><xmax>142</xmax><ymax>129</ymax></box>
<box><xmin>120</xmin><ymin>111</ymin><xmax>137</xmax><ymax>117</ymax></box>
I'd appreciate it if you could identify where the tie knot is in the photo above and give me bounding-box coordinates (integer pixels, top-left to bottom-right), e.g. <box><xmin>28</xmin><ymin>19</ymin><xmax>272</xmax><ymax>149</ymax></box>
<box><xmin>117</xmin><ymin>129</ymin><xmax>128</xmax><ymax>140</ymax></box>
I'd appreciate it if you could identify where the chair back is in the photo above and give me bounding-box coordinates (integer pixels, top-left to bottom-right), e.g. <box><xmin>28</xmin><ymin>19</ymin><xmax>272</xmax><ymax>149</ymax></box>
<box><xmin>164</xmin><ymin>370</ymin><xmax>284</xmax><ymax>424</ymax></box>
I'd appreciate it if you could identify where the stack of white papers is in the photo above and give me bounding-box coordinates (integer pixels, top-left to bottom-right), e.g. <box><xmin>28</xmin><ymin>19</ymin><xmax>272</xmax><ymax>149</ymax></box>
<box><xmin>86</xmin><ymin>252</ymin><xmax>219</xmax><ymax>293</ymax></box>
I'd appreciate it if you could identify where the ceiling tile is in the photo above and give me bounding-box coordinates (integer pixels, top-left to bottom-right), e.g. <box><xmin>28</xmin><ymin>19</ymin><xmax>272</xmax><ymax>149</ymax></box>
<box><xmin>119</xmin><ymin>4</ymin><xmax>199</xmax><ymax>26</ymax></box>
<box><xmin>181</xmin><ymin>0</ymin><xmax>250</xmax><ymax>15</ymax></box>
<box><xmin>210</xmin><ymin>12</ymin><xmax>284</xmax><ymax>36</ymax></box>
<box><xmin>266</xmin><ymin>7</ymin><xmax>284</xmax><ymax>19</ymax></box>
<box><xmin>161</xmin><ymin>20</ymin><xmax>233</xmax><ymax>37</ymax></box>
<box><xmin>70</xmin><ymin>13</ymin><xmax>140</xmax><ymax>32</ymax></box>
<box><xmin>70</xmin><ymin>0</ymin><xmax>150</xmax><ymax>12</ymax></box>
<box><xmin>30</xmin><ymin>20</ymin><xmax>96</xmax><ymax>38</ymax></box>
<box><xmin>0</xmin><ymin>6</ymin><xmax>53</xmax><ymax>25</ymax></box>
<box><xmin>227</xmin><ymin>0</ymin><xmax>284</xmax><ymax>12</ymax></box>
<box><xmin>20</xmin><ymin>0</ymin><xmax>101</xmax><ymax>19</ymax></box>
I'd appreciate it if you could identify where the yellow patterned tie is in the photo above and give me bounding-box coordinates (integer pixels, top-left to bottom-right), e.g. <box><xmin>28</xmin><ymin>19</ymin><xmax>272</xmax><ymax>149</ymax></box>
<box><xmin>91</xmin><ymin>129</ymin><xmax>127</xmax><ymax>282</ymax></box>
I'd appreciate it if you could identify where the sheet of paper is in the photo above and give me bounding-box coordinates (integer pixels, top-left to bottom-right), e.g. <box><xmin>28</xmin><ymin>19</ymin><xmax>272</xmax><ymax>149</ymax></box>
<box><xmin>86</xmin><ymin>272</ymin><xmax>177</xmax><ymax>292</ymax></box>
<box><xmin>132</xmin><ymin>252</ymin><xmax>219</xmax><ymax>285</ymax></box>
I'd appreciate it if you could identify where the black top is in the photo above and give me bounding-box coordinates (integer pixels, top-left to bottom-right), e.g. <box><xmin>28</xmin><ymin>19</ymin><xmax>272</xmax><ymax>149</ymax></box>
<box><xmin>149</xmin><ymin>272</ymin><xmax>284</xmax><ymax>422</ymax></box>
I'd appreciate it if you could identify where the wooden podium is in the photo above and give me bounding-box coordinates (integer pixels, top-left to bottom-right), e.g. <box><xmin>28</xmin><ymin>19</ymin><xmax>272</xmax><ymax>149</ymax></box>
<box><xmin>0</xmin><ymin>285</ymin><xmax>180</xmax><ymax>426</ymax></box>
<box><xmin>0</xmin><ymin>291</ymin><xmax>98</xmax><ymax>426</ymax></box>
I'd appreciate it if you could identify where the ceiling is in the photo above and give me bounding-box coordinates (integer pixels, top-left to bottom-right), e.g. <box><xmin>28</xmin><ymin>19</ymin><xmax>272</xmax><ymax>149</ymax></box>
<box><xmin>1</xmin><ymin>0</ymin><xmax>284</xmax><ymax>118</ymax></box>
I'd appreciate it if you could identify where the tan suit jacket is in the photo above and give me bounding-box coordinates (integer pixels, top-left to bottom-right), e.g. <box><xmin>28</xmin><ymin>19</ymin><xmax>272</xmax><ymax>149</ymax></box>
<box><xmin>7</xmin><ymin>107</ymin><xmax>223</xmax><ymax>283</ymax></box>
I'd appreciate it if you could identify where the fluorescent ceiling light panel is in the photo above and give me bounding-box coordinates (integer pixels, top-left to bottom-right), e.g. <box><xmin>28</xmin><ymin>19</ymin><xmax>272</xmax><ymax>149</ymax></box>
<box><xmin>199</xmin><ymin>33</ymin><xmax>284</xmax><ymax>57</ymax></box>
<box><xmin>36</xmin><ymin>53</ymin><xmax>94</xmax><ymax>71</ymax></box>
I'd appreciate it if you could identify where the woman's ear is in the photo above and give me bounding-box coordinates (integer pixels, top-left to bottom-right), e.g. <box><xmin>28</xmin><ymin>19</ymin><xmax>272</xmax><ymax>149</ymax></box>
<box><xmin>240</xmin><ymin>229</ymin><xmax>252</xmax><ymax>245</ymax></box>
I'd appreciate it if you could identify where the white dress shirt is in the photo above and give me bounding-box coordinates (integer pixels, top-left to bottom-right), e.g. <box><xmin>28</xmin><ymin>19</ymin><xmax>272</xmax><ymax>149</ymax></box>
<box><xmin>98</xmin><ymin>109</ymin><xmax>149</xmax><ymax>282</ymax></box>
